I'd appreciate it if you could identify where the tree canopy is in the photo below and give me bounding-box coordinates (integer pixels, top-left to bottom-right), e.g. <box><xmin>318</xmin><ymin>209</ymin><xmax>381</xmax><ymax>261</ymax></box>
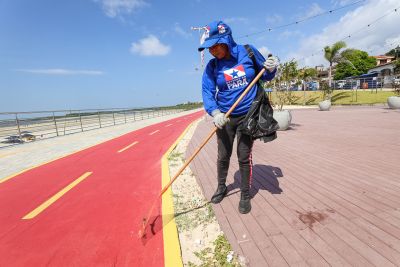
<box><xmin>299</xmin><ymin>67</ymin><xmax>318</xmax><ymax>81</ymax></box>
<box><xmin>334</xmin><ymin>49</ymin><xmax>376</xmax><ymax>80</ymax></box>
<box><xmin>281</xmin><ymin>61</ymin><xmax>298</xmax><ymax>81</ymax></box>
<box><xmin>385</xmin><ymin>46</ymin><xmax>400</xmax><ymax>58</ymax></box>
<box><xmin>385</xmin><ymin>49</ymin><xmax>396</xmax><ymax>57</ymax></box>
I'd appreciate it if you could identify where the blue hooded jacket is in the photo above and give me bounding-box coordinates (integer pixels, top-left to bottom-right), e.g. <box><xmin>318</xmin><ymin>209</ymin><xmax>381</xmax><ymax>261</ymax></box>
<box><xmin>200</xmin><ymin>21</ymin><xmax>276</xmax><ymax>116</ymax></box>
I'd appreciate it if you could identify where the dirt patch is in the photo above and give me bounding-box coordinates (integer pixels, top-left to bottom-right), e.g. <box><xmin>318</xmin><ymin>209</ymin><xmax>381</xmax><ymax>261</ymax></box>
<box><xmin>168</xmin><ymin>119</ymin><xmax>242</xmax><ymax>266</ymax></box>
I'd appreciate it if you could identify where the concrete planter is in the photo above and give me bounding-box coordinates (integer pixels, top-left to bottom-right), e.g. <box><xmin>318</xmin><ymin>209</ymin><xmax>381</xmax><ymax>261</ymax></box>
<box><xmin>273</xmin><ymin>110</ymin><xmax>292</xmax><ymax>131</ymax></box>
<box><xmin>387</xmin><ymin>96</ymin><xmax>400</xmax><ymax>109</ymax></box>
<box><xmin>318</xmin><ymin>100</ymin><xmax>331</xmax><ymax>111</ymax></box>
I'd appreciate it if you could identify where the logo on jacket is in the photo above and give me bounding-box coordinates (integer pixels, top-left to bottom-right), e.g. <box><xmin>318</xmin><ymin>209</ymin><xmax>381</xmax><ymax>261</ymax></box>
<box><xmin>223</xmin><ymin>65</ymin><xmax>248</xmax><ymax>90</ymax></box>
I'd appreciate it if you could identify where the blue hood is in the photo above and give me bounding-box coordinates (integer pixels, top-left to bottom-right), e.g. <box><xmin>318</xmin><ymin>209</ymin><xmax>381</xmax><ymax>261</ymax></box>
<box><xmin>198</xmin><ymin>21</ymin><xmax>237</xmax><ymax>53</ymax></box>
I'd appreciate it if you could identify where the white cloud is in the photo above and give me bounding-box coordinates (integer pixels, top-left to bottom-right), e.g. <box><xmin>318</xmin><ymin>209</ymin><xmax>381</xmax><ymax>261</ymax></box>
<box><xmin>223</xmin><ymin>17</ymin><xmax>249</xmax><ymax>24</ymax></box>
<box><xmin>258</xmin><ymin>46</ymin><xmax>271</xmax><ymax>58</ymax></box>
<box><xmin>174</xmin><ymin>23</ymin><xmax>191</xmax><ymax>39</ymax></box>
<box><xmin>94</xmin><ymin>0</ymin><xmax>148</xmax><ymax>18</ymax></box>
<box><xmin>287</xmin><ymin>0</ymin><xmax>400</xmax><ymax>67</ymax></box>
<box><xmin>302</xmin><ymin>3</ymin><xmax>324</xmax><ymax>19</ymax></box>
<box><xmin>279</xmin><ymin>30</ymin><xmax>303</xmax><ymax>40</ymax></box>
<box><xmin>266</xmin><ymin>14</ymin><xmax>283</xmax><ymax>26</ymax></box>
<box><xmin>332</xmin><ymin>0</ymin><xmax>357</xmax><ymax>7</ymax></box>
<box><xmin>130</xmin><ymin>35</ymin><xmax>171</xmax><ymax>56</ymax></box>
<box><xmin>15</xmin><ymin>69</ymin><xmax>104</xmax><ymax>75</ymax></box>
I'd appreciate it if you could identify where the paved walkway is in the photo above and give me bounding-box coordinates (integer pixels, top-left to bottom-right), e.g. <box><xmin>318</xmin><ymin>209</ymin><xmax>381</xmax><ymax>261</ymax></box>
<box><xmin>187</xmin><ymin>106</ymin><xmax>400</xmax><ymax>266</ymax></box>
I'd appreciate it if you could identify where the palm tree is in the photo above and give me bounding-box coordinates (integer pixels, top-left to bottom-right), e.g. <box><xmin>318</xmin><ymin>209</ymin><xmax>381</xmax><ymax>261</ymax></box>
<box><xmin>324</xmin><ymin>41</ymin><xmax>346</xmax><ymax>87</ymax></box>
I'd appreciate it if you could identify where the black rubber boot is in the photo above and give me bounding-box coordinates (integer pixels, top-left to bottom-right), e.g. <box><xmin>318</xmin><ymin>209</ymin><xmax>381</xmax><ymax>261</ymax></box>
<box><xmin>211</xmin><ymin>185</ymin><xmax>227</xmax><ymax>204</ymax></box>
<box><xmin>239</xmin><ymin>193</ymin><xmax>251</xmax><ymax>214</ymax></box>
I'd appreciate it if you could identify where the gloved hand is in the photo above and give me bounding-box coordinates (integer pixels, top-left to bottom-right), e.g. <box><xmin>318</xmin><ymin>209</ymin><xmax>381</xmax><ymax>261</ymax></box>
<box><xmin>263</xmin><ymin>56</ymin><xmax>279</xmax><ymax>72</ymax></box>
<box><xmin>211</xmin><ymin>109</ymin><xmax>229</xmax><ymax>129</ymax></box>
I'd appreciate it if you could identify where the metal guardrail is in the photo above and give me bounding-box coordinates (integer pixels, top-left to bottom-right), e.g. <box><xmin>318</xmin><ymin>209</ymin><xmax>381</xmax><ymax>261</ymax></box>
<box><xmin>0</xmin><ymin>108</ymin><xmax>183</xmax><ymax>148</ymax></box>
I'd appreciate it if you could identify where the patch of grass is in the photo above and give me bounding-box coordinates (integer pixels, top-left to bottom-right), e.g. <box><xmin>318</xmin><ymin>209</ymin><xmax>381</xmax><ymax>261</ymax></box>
<box><xmin>271</xmin><ymin>89</ymin><xmax>396</xmax><ymax>105</ymax></box>
<box><xmin>169</xmin><ymin>146</ymin><xmax>215</xmax><ymax>231</ymax></box>
<box><xmin>188</xmin><ymin>235</ymin><xmax>241</xmax><ymax>267</ymax></box>
<box><xmin>174</xmin><ymin>200</ymin><xmax>215</xmax><ymax>231</ymax></box>
<box><xmin>331</xmin><ymin>91</ymin><xmax>350</xmax><ymax>102</ymax></box>
<box><xmin>168</xmin><ymin>150</ymin><xmax>183</xmax><ymax>161</ymax></box>
<box><xmin>305</xmin><ymin>96</ymin><xmax>320</xmax><ymax>105</ymax></box>
<box><xmin>206</xmin><ymin>203</ymin><xmax>215</xmax><ymax>220</ymax></box>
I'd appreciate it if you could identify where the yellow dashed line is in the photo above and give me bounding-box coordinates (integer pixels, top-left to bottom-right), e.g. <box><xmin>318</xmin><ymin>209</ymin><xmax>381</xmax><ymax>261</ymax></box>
<box><xmin>22</xmin><ymin>171</ymin><xmax>93</xmax><ymax>219</ymax></box>
<box><xmin>117</xmin><ymin>141</ymin><xmax>139</xmax><ymax>153</ymax></box>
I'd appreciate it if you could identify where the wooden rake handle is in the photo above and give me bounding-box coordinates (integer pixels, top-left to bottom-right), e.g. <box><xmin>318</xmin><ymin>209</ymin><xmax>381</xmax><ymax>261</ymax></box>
<box><xmin>159</xmin><ymin>67</ymin><xmax>266</xmax><ymax>197</ymax></box>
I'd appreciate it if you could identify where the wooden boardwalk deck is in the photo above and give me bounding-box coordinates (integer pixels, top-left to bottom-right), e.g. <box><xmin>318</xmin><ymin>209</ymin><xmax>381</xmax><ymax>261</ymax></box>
<box><xmin>186</xmin><ymin>106</ymin><xmax>400</xmax><ymax>267</ymax></box>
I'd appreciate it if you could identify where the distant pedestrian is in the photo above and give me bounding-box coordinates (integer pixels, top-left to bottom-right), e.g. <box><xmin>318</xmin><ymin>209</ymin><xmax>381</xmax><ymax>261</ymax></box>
<box><xmin>199</xmin><ymin>21</ymin><xmax>279</xmax><ymax>214</ymax></box>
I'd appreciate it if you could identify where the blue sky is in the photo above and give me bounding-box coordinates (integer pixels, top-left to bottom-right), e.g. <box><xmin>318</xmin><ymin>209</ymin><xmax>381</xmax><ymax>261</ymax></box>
<box><xmin>1</xmin><ymin>0</ymin><xmax>399</xmax><ymax>112</ymax></box>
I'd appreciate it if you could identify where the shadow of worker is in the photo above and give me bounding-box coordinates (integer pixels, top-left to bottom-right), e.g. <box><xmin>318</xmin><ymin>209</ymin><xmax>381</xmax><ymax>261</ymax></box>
<box><xmin>231</xmin><ymin>164</ymin><xmax>284</xmax><ymax>198</ymax></box>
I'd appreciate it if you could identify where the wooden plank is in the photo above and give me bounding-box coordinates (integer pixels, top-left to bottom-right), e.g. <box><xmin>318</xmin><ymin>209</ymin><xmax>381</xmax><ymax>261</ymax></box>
<box><xmin>331</xmin><ymin>214</ymin><xmax>400</xmax><ymax>265</ymax></box>
<box><xmin>283</xmin><ymin>230</ymin><xmax>329</xmax><ymax>266</ymax></box>
<box><xmin>240</xmin><ymin>211</ymin><xmax>289</xmax><ymax>266</ymax></box>
<box><xmin>299</xmin><ymin>228</ymin><xmax>350</xmax><ymax>266</ymax></box>
<box><xmin>326</xmin><ymin>223</ymin><xmax>396</xmax><ymax>266</ymax></box>
<box><xmin>270</xmin><ymin>234</ymin><xmax>307</xmax><ymax>266</ymax></box>
<box><xmin>266</xmin><ymin>146</ymin><xmax>394</xmax><ymax>214</ymax></box>
<box><xmin>351</xmin><ymin>217</ymin><xmax>400</xmax><ymax>253</ymax></box>
<box><xmin>374</xmin><ymin>211</ymin><xmax>400</xmax><ymax>229</ymax></box>
<box><xmin>314</xmin><ymin>227</ymin><xmax>373</xmax><ymax>267</ymax></box>
<box><xmin>390</xmin><ymin>209</ymin><xmax>400</xmax><ymax>220</ymax></box>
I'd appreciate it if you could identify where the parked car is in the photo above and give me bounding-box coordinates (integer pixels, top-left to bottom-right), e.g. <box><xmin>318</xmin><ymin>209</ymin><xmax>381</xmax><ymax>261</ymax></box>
<box><xmin>306</xmin><ymin>81</ymin><xmax>319</xmax><ymax>91</ymax></box>
<box><xmin>289</xmin><ymin>85</ymin><xmax>301</xmax><ymax>91</ymax></box>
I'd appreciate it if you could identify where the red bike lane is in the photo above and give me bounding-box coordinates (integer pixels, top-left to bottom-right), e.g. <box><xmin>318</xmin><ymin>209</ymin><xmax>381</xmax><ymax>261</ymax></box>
<box><xmin>0</xmin><ymin>110</ymin><xmax>204</xmax><ymax>266</ymax></box>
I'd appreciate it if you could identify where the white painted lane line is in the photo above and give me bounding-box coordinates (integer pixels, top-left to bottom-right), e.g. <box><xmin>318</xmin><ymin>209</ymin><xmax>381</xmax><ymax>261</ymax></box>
<box><xmin>165</xmin><ymin>124</ymin><xmax>173</xmax><ymax>127</ymax></box>
<box><xmin>149</xmin><ymin>130</ymin><xmax>160</xmax><ymax>135</ymax></box>
<box><xmin>118</xmin><ymin>141</ymin><xmax>139</xmax><ymax>153</ymax></box>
